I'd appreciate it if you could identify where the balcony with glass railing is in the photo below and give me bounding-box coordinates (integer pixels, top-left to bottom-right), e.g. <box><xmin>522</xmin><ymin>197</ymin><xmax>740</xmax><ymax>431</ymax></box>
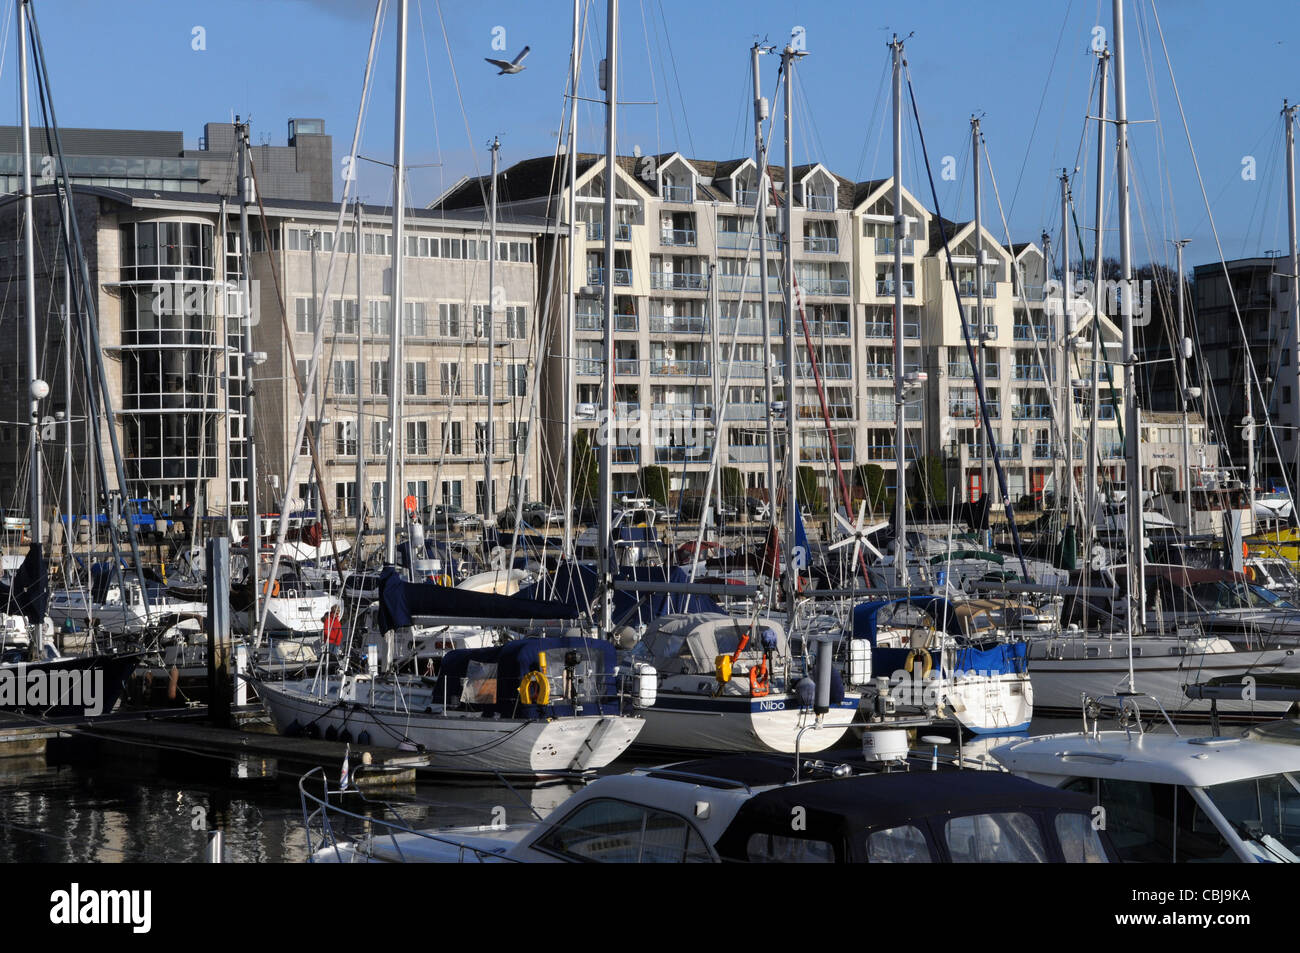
<box><xmin>795</xmin><ymin>319</ymin><xmax>851</xmax><ymax>338</ymax></box>
<box><xmin>651</xmin><ymin>402</ymin><xmax>711</xmax><ymax>419</ymax></box>
<box><xmin>717</xmin><ymin>316</ymin><xmax>781</xmax><ymax>337</ymax></box>
<box><xmin>1033</xmin><ymin>443</ymin><xmax>1054</xmax><ymax>460</ymax></box>
<box><xmin>734</xmin><ymin>188</ymin><xmax>758</xmax><ymax>207</ymax></box>
<box><xmin>717</xmin><ymin>360</ymin><xmax>766</xmax><ymax>378</ymax></box>
<box><xmin>587</xmin><ymin>266</ymin><xmax>631</xmax><ymax>286</ymax></box>
<box><xmin>864</xmin><ymin>320</ymin><xmax>920</xmax><ymax>339</ymax></box>
<box><xmin>576</xmin><ymin>310</ymin><xmax>638</xmax><ymax>332</ymax></box>
<box><xmin>654</xmin><ymin>445</ymin><xmax>709</xmax><ymax>464</ymax></box>
<box><xmin>802</xmin><ymin>235</ymin><xmax>839</xmax><ymax>254</ymax></box>
<box><xmin>874</xmin><ymin>237</ymin><xmax>916</xmax><ymax>256</ymax></box>
<box><xmin>728</xmin><ymin>445</ymin><xmax>770</xmax><ymax>464</ymax></box>
<box><xmin>587</xmin><ymin>222</ymin><xmax>632</xmax><ymax>242</ymax></box>
<box><xmin>796</xmin><ymin>361</ymin><xmax>852</xmax><ymax>380</ymax></box>
<box><xmin>650</xmin><ymin>271</ymin><xmax>708</xmax><ymax>292</ymax></box>
<box><xmin>804</xmin><ymin>193</ymin><xmax>836</xmax><ymax>212</ymax></box>
<box><xmin>575</xmin><ymin>358</ymin><xmax>602</xmax><ymax>376</ymax></box>
<box><xmin>717</xmin><ymin>230</ymin><xmax>782</xmax><ymax>251</ymax></box>
<box><xmin>649</xmin><ymin>314</ymin><xmax>709</xmax><ymax>334</ymax></box>
<box><xmin>798</xmin><ymin>276</ymin><xmax>851</xmax><ymax>296</ymax></box>
<box><xmin>968</xmin><ymin>443</ymin><xmax>1020</xmax><ymax>460</ymax></box>
<box><xmin>614</xmin><ymin>358</ymin><xmax>640</xmax><ymax>376</ymax></box>
<box><xmin>660</xmin><ymin>229</ymin><xmax>697</xmax><ymax>247</ymax></box>
<box><xmin>801</xmin><ymin>439</ymin><xmax>854</xmax><ymax>462</ymax></box>
<box><xmin>1013</xmin><ymin>323</ymin><xmax>1052</xmax><ymax>341</ymax></box>
<box><xmin>1012</xmin><ymin>365</ymin><xmax>1046</xmax><ymax>381</ymax></box>
<box><xmin>716</xmin><ymin>273</ymin><xmax>783</xmax><ymax>294</ymax></box>
<box><xmin>1014</xmin><ymin>282</ymin><xmax>1045</xmax><ymax>301</ymax></box>
<box><xmin>650</xmin><ymin>359</ymin><xmax>709</xmax><ymax>377</ymax></box>
<box><xmin>722</xmin><ymin>403</ymin><xmax>769</xmax><ymax>420</ymax></box>
<box><xmin>957</xmin><ymin>280</ymin><xmax>998</xmax><ymax>298</ymax></box>
<box><xmin>1011</xmin><ymin>403</ymin><xmax>1053</xmax><ymax>420</ymax></box>
<box><xmin>875</xmin><ymin>279</ymin><xmax>915</xmax><ymax>297</ymax></box>
<box><xmin>797</xmin><ymin>402</ymin><xmax>854</xmax><ymax>420</ymax></box>
<box><xmin>661</xmin><ymin>185</ymin><xmax>694</xmax><ymax>203</ymax></box>
<box><xmin>612</xmin><ymin>445</ymin><xmax>641</xmax><ymax>464</ymax></box>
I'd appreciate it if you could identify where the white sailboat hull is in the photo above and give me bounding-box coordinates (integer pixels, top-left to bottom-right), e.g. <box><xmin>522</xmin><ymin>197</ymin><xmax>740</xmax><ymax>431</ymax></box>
<box><xmin>257</xmin><ymin>679</ymin><xmax>644</xmax><ymax>776</ymax></box>
<box><xmin>1027</xmin><ymin>637</ymin><xmax>1300</xmax><ymax>720</ymax></box>
<box><xmin>631</xmin><ymin>692</ymin><xmax>859</xmax><ymax>755</ymax></box>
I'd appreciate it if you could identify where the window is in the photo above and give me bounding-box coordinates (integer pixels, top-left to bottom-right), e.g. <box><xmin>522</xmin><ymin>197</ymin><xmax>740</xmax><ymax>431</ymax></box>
<box><xmin>368</xmin><ymin>300</ymin><xmax>391</xmax><ymax>335</ymax></box>
<box><xmin>405</xmin><ymin>362</ymin><xmax>428</xmax><ymax>396</ymax></box>
<box><xmin>332</xmin><ymin>299</ymin><xmax>359</xmax><ymax>334</ymax></box>
<box><xmin>370</xmin><ymin>481</ymin><xmax>387</xmax><ymax>517</ymax></box>
<box><xmin>334</xmin><ymin>420</ymin><xmax>357</xmax><ymax>455</ymax></box>
<box><xmin>509</xmin><ymin>422</ymin><xmax>528</xmax><ymax>454</ymax></box>
<box><xmin>944</xmin><ymin>812</ymin><xmax>1048</xmax><ymax>862</ymax></box>
<box><xmin>475</xmin><ymin>422</ymin><xmax>488</xmax><ymax>455</ymax></box>
<box><xmin>403</xmin><ymin>301</ymin><xmax>427</xmax><ymax>337</ymax></box>
<box><xmin>295</xmin><ymin>297</ymin><xmax>316</xmax><ymax>334</ymax></box>
<box><xmin>745</xmin><ymin>833</ymin><xmax>835</xmax><ymax>863</ymax></box>
<box><xmin>473</xmin><ymin>304</ymin><xmax>490</xmax><ymax>338</ymax></box>
<box><xmin>534</xmin><ymin>798</ymin><xmax>712</xmax><ymax>863</ymax></box>
<box><xmin>406</xmin><ymin>420</ymin><xmax>429</xmax><ymax>455</ymax></box>
<box><xmin>405</xmin><ymin>480</ymin><xmax>430</xmax><ymax>512</ymax></box>
<box><xmin>866</xmin><ymin>824</ymin><xmax>932</xmax><ymax>863</ymax></box>
<box><xmin>441</xmin><ymin>479</ymin><xmax>463</xmax><ymax>508</ymax></box>
<box><xmin>332</xmin><ymin>360</ymin><xmax>357</xmax><ymax>396</ymax></box>
<box><xmin>335</xmin><ymin>481</ymin><xmax>358</xmax><ymax>517</ymax></box>
<box><xmin>507</xmin><ymin>363</ymin><xmax>527</xmax><ymax>398</ymax></box>
<box><xmin>441</xmin><ymin>421</ymin><xmax>463</xmax><ymax>456</ymax></box>
<box><xmin>370</xmin><ymin>360</ymin><xmax>389</xmax><ymax>396</ymax></box>
<box><xmin>363</xmin><ymin>233</ymin><xmax>391</xmax><ymax>256</ymax></box>
<box><xmin>1054</xmin><ymin>813</ymin><xmax>1110</xmax><ymax>863</ymax></box>
<box><xmin>505</xmin><ymin>305</ymin><xmax>527</xmax><ymax>339</ymax></box>
<box><xmin>370</xmin><ymin>419</ymin><xmax>388</xmax><ymax>456</ymax></box>
<box><xmin>438</xmin><ymin>302</ymin><xmax>462</xmax><ymax>338</ymax></box>
<box><xmin>439</xmin><ymin>363</ymin><xmax>460</xmax><ymax>397</ymax></box>
<box><xmin>473</xmin><ymin>362</ymin><xmax>490</xmax><ymax>397</ymax></box>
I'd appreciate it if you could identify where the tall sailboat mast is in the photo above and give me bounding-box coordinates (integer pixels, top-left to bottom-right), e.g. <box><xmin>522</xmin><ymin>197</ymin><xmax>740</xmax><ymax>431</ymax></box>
<box><xmin>1060</xmin><ymin>171</ymin><xmax>1076</xmax><ymax>566</ymax></box>
<box><xmin>236</xmin><ymin>119</ymin><xmax>260</xmax><ymax>625</ymax></box>
<box><xmin>781</xmin><ymin>42</ymin><xmax>803</xmax><ymax>616</ymax></box>
<box><xmin>1086</xmin><ymin>47</ymin><xmax>1109</xmax><ymax>547</ymax></box>
<box><xmin>1174</xmin><ymin>237</ymin><xmax>1191</xmax><ymax>533</ymax></box>
<box><xmin>484</xmin><ymin>136</ymin><xmax>499</xmax><ymax>522</ymax></box>
<box><xmin>1286</xmin><ymin>100</ymin><xmax>1299</xmax><ymax>503</ymax></box>
<box><xmin>355</xmin><ymin>199</ymin><xmax>366</xmax><ymax>552</ymax></box>
<box><xmin>973</xmin><ymin>117</ymin><xmax>987</xmax><ymax>520</ymax></box>
<box><xmin>1113</xmin><ymin>0</ymin><xmax>1144</xmax><ymax>675</ymax></box>
<box><xmin>18</xmin><ymin>0</ymin><xmax>42</xmax><ymax>557</ymax></box>
<box><xmin>751</xmin><ymin>42</ymin><xmax>778</xmax><ymax>516</ymax></box>
<box><xmin>890</xmin><ymin>35</ymin><xmax>908</xmax><ymax>587</ymax></box>
<box><xmin>562</xmin><ymin>0</ymin><xmax>581</xmax><ymax>560</ymax></box>
<box><xmin>597</xmin><ymin>0</ymin><xmax>618</xmax><ymax>634</ymax></box>
<box><xmin>384</xmin><ymin>0</ymin><xmax>409</xmax><ymax>566</ymax></box>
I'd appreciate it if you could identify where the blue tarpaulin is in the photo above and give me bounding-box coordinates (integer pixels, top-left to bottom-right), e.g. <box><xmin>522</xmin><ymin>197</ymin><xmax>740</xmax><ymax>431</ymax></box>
<box><xmin>514</xmin><ymin>562</ymin><xmax>722</xmax><ymax>626</ymax></box>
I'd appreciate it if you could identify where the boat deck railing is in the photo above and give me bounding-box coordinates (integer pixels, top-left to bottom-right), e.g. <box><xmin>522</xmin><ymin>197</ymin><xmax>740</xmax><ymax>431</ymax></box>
<box><xmin>299</xmin><ymin>766</ymin><xmax>522</xmax><ymax>863</ymax></box>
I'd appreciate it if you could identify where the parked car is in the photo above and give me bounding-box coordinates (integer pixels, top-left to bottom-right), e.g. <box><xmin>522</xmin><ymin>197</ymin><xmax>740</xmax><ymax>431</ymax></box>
<box><xmin>424</xmin><ymin>504</ymin><xmax>482</xmax><ymax>533</ymax></box>
<box><xmin>497</xmin><ymin>501</ymin><xmax>564</xmax><ymax>529</ymax></box>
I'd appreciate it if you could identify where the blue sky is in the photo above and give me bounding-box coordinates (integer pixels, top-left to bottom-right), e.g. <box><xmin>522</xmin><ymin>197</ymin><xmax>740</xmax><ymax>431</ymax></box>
<box><xmin>11</xmin><ymin>0</ymin><xmax>1299</xmax><ymax>269</ymax></box>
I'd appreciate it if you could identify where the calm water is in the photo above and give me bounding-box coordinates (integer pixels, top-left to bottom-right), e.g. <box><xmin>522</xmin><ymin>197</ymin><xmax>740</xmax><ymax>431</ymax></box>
<box><xmin>0</xmin><ymin>715</ymin><xmax>1147</xmax><ymax>862</ymax></box>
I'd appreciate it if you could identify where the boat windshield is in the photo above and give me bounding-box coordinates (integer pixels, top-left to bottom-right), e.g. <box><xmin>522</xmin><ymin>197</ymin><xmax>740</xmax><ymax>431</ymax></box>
<box><xmin>1202</xmin><ymin>772</ymin><xmax>1300</xmax><ymax>862</ymax></box>
<box><xmin>1186</xmin><ymin>580</ymin><xmax>1275</xmax><ymax>611</ymax></box>
<box><xmin>1248</xmin><ymin>585</ymin><xmax>1296</xmax><ymax>609</ymax></box>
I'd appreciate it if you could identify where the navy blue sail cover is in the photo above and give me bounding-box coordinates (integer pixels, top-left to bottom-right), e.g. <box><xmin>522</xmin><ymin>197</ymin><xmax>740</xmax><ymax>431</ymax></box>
<box><xmin>1</xmin><ymin>544</ymin><xmax>47</xmax><ymax>623</ymax></box>
<box><xmin>374</xmin><ymin>566</ymin><xmax>576</xmax><ymax>633</ymax></box>
<box><xmin>516</xmin><ymin>562</ymin><xmax>721</xmax><ymax>625</ymax></box>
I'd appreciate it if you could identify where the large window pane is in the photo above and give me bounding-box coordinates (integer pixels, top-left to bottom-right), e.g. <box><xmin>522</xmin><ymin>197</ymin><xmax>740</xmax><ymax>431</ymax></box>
<box><xmin>944</xmin><ymin>811</ymin><xmax>1048</xmax><ymax>863</ymax></box>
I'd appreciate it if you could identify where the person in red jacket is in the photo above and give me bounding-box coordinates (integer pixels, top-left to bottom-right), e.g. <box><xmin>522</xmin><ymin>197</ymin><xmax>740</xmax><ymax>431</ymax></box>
<box><xmin>322</xmin><ymin>607</ymin><xmax>343</xmax><ymax>654</ymax></box>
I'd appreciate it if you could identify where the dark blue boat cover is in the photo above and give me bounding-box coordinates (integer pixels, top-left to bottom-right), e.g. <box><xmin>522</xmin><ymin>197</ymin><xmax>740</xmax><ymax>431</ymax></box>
<box><xmin>374</xmin><ymin>566</ymin><xmax>576</xmax><ymax>632</ymax></box>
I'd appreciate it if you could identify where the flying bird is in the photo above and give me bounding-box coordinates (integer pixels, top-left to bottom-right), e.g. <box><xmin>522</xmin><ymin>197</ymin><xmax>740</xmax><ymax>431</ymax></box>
<box><xmin>485</xmin><ymin>46</ymin><xmax>530</xmax><ymax>75</ymax></box>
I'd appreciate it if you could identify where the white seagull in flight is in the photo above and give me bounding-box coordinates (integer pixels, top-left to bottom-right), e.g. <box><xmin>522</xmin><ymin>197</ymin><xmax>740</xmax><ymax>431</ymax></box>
<box><xmin>485</xmin><ymin>46</ymin><xmax>530</xmax><ymax>75</ymax></box>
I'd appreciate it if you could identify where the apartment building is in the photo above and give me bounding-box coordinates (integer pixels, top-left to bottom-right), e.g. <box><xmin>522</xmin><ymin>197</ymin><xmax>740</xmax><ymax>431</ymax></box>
<box><xmin>0</xmin><ymin>182</ymin><xmax>548</xmax><ymax>527</ymax></box>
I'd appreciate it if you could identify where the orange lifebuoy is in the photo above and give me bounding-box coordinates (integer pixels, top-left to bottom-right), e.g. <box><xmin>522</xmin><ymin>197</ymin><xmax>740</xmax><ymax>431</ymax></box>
<box><xmin>261</xmin><ymin>579</ymin><xmax>281</xmax><ymax>597</ymax></box>
<box><xmin>748</xmin><ymin>658</ymin><xmax>770</xmax><ymax>697</ymax></box>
